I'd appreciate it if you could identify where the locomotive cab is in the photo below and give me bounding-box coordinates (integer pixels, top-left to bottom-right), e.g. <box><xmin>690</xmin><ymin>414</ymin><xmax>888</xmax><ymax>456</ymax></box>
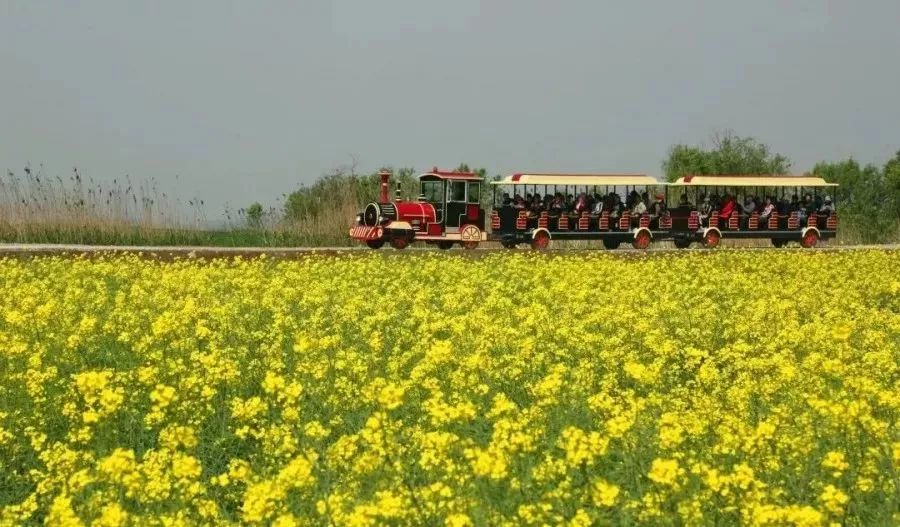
<box><xmin>349</xmin><ymin>167</ymin><xmax>486</xmax><ymax>250</ymax></box>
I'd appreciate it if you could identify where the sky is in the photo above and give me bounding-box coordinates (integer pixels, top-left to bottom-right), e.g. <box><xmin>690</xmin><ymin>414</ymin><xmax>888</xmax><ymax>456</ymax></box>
<box><xmin>2</xmin><ymin>1</ymin><xmax>899</xmax><ymax>219</ymax></box>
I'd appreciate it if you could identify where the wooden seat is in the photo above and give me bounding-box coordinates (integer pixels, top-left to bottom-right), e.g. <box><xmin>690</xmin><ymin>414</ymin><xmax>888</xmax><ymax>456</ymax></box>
<box><xmin>826</xmin><ymin>214</ymin><xmax>838</xmax><ymax>230</ymax></box>
<box><xmin>490</xmin><ymin>210</ymin><xmax>501</xmax><ymax>230</ymax></box>
<box><xmin>787</xmin><ymin>212</ymin><xmax>800</xmax><ymax>230</ymax></box>
<box><xmin>807</xmin><ymin>213</ymin><xmax>817</xmax><ymax>229</ymax></box>
<box><xmin>768</xmin><ymin>212</ymin><xmax>779</xmax><ymax>230</ymax></box>
<box><xmin>748</xmin><ymin>212</ymin><xmax>759</xmax><ymax>230</ymax></box>
<box><xmin>538</xmin><ymin>211</ymin><xmax>549</xmax><ymax>229</ymax></box>
<box><xmin>659</xmin><ymin>214</ymin><xmax>672</xmax><ymax>230</ymax></box>
<box><xmin>558</xmin><ymin>215</ymin><xmax>569</xmax><ymax>230</ymax></box>
<box><xmin>687</xmin><ymin>211</ymin><xmax>700</xmax><ymax>230</ymax></box>
<box><xmin>598</xmin><ymin>211</ymin><xmax>610</xmax><ymax>231</ymax></box>
<box><xmin>728</xmin><ymin>214</ymin><xmax>739</xmax><ymax>230</ymax></box>
<box><xmin>578</xmin><ymin>211</ymin><xmax>590</xmax><ymax>230</ymax></box>
<box><xmin>618</xmin><ymin>211</ymin><xmax>631</xmax><ymax>231</ymax></box>
<box><xmin>639</xmin><ymin>214</ymin><xmax>650</xmax><ymax>229</ymax></box>
<box><xmin>515</xmin><ymin>210</ymin><xmax>528</xmax><ymax>230</ymax></box>
<box><xmin>709</xmin><ymin>213</ymin><xmax>719</xmax><ymax>228</ymax></box>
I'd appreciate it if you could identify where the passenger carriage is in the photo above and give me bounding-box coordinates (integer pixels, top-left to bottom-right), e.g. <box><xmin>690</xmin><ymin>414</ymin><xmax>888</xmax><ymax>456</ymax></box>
<box><xmin>349</xmin><ymin>168</ymin><xmax>487</xmax><ymax>250</ymax></box>
<box><xmin>666</xmin><ymin>175</ymin><xmax>839</xmax><ymax>248</ymax></box>
<box><xmin>489</xmin><ymin>173</ymin><xmax>668</xmax><ymax>250</ymax></box>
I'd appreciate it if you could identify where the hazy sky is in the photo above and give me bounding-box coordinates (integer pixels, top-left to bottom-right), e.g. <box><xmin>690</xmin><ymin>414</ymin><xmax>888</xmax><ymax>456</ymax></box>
<box><xmin>2</xmin><ymin>1</ymin><xmax>899</xmax><ymax>217</ymax></box>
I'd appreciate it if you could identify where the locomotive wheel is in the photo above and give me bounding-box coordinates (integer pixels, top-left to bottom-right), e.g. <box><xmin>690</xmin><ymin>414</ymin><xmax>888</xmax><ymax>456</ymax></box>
<box><xmin>437</xmin><ymin>241</ymin><xmax>454</xmax><ymax>250</ymax></box>
<box><xmin>673</xmin><ymin>238</ymin><xmax>691</xmax><ymax>249</ymax></box>
<box><xmin>460</xmin><ymin>225</ymin><xmax>482</xmax><ymax>250</ymax></box>
<box><xmin>800</xmin><ymin>231</ymin><xmax>819</xmax><ymax>248</ymax></box>
<box><xmin>390</xmin><ymin>238</ymin><xmax>409</xmax><ymax>250</ymax></box>
<box><xmin>530</xmin><ymin>231</ymin><xmax>550</xmax><ymax>251</ymax></box>
<box><xmin>602</xmin><ymin>239</ymin><xmax>621</xmax><ymax>250</ymax></box>
<box><xmin>771</xmin><ymin>238</ymin><xmax>786</xmax><ymax>248</ymax></box>
<box><xmin>702</xmin><ymin>230</ymin><xmax>721</xmax><ymax>249</ymax></box>
<box><xmin>366</xmin><ymin>240</ymin><xmax>384</xmax><ymax>250</ymax></box>
<box><xmin>632</xmin><ymin>231</ymin><xmax>651</xmax><ymax>250</ymax></box>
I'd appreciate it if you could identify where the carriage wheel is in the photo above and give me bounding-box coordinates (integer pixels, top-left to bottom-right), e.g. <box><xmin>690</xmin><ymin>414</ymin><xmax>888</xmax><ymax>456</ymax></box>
<box><xmin>530</xmin><ymin>231</ymin><xmax>550</xmax><ymax>251</ymax></box>
<box><xmin>366</xmin><ymin>240</ymin><xmax>384</xmax><ymax>250</ymax></box>
<box><xmin>673</xmin><ymin>238</ymin><xmax>691</xmax><ymax>249</ymax></box>
<box><xmin>702</xmin><ymin>230</ymin><xmax>720</xmax><ymax>249</ymax></box>
<box><xmin>602</xmin><ymin>238</ymin><xmax>621</xmax><ymax>250</ymax></box>
<box><xmin>437</xmin><ymin>241</ymin><xmax>454</xmax><ymax>250</ymax></box>
<box><xmin>390</xmin><ymin>238</ymin><xmax>409</xmax><ymax>250</ymax></box>
<box><xmin>632</xmin><ymin>231</ymin><xmax>651</xmax><ymax>250</ymax></box>
<box><xmin>800</xmin><ymin>230</ymin><xmax>819</xmax><ymax>248</ymax></box>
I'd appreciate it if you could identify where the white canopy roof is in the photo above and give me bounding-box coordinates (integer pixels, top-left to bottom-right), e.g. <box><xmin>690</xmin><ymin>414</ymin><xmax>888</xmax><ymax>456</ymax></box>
<box><xmin>671</xmin><ymin>175</ymin><xmax>837</xmax><ymax>187</ymax></box>
<box><xmin>491</xmin><ymin>173</ymin><xmax>660</xmax><ymax>186</ymax></box>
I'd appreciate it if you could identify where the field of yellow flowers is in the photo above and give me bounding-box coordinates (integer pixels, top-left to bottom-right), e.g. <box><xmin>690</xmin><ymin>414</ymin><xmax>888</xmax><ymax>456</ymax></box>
<box><xmin>1</xmin><ymin>250</ymin><xmax>898</xmax><ymax>526</ymax></box>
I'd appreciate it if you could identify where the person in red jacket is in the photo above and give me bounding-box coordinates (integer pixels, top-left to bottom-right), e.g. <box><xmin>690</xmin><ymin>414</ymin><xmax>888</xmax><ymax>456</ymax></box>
<box><xmin>719</xmin><ymin>194</ymin><xmax>736</xmax><ymax>222</ymax></box>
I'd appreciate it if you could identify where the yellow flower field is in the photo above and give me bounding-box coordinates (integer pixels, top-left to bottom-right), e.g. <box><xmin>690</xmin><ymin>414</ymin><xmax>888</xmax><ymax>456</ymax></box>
<box><xmin>1</xmin><ymin>250</ymin><xmax>898</xmax><ymax>526</ymax></box>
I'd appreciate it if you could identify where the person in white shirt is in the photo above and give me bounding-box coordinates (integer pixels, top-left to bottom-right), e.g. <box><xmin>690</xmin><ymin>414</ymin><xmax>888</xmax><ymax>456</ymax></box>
<box><xmin>759</xmin><ymin>197</ymin><xmax>776</xmax><ymax>224</ymax></box>
<box><xmin>819</xmin><ymin>196</ymin><xmax>835</xmax><ymax>216</ymax></box>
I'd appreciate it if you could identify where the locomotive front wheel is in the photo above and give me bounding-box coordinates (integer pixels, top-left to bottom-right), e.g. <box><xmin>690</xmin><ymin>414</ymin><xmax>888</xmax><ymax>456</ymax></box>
<box><xmin>632</xmin><ymin>231</ymin><xmax>651</xmax><ymax>250</ymax></box>
<box><xmin>366</xmin><ymin>240</ymin><xmax>384</xmax><ymax>250</ymax></box>
<box><xmin>462</xmin><ymin>241</ymin><xmax>478</xmax><ymax>250</ymax></box>
<box><xmin>800</xmin><ymin>231</ymin><xmax>819</xmax><ymax>248</ymax></box>
<box><xmin>437</xmin><ymin>241</ymin><xmax>454</xmax><ymax>250</ymax></box>
<box><xmin>390</xmin><ymin>238</ymin><xmax>409</xmax><ymax>250</ymax></box>
<box><xmin>530</xmin><ymin>231</ymin><xmax>550</xmax><ymax>250</ymax></box>
<box><xmin>702</xmin><ymin>231</ymin><xmax>721</xmax><ymax>249</ymax></box>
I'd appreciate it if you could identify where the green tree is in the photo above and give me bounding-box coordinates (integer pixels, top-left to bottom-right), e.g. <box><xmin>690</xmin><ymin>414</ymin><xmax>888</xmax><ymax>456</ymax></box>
<box><xmin>811</xmin><ymin>158</ymin><xmax>894</xmax><ymax>242</ymax></box>
<box><xmin>883</xmin><ymin>150</ymin><xmax>900</xmax><ymax>220</ymax></box>
<box><xmin>662</xmin><ymin>131</ymin><xmax>791</xmax><ymax>182</ymax></box>
<box><xmin>245</xmin><ymin>202</ymin><xmax>264</xmax><ymax>229</ymax></box>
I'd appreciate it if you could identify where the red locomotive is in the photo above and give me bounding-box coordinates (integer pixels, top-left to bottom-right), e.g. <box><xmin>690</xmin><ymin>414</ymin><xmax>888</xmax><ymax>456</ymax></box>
<box><xmin>350</xmin><ymin>168</ymin><xmax>486</xmax><ymax>249</ymax></box>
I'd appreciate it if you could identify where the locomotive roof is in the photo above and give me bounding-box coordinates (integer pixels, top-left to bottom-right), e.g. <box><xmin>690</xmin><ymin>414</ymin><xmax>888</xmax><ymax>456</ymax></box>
<box><xmin>419</xmin><ymin>167</ymin><xmax>483</xmax><ymax>181</ymax></box>
<box><xmin>492</xmin><ymin>173</ymin><xmax>659</xmax><ymax>186</ymax></box>
<box><xmin>671</xmin><ymin>175</ymin><xmax>837</xmax><ymax>187</ymax></box>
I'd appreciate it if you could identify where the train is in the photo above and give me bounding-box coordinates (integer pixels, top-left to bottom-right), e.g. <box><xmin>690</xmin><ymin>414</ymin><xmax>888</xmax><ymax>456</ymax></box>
<box><xmin>349</xmin><ymin>168</ymin><xmax>838</xmax><ymax>250</ymax></box>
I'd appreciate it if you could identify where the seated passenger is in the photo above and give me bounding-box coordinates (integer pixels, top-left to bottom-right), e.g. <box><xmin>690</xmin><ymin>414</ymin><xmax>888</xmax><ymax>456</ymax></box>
<box><xmin>592</xmin><ymin>193</ymin><xmax>604</xmax><ymax>214</ymax></box>
<box><xmin>819</xmin><ymin>196</ymin><xmax>835</xmax><ymax>216</ymax></box>
<box><xmin>698</xmin><ymin>195</ymin><xmax>712</xmax><ymax>226</ymax></box>
<box><xmin>742</xmin><ymin>197</ymin><xmax>756</xmax><ymax>215</ymax></box>
<box><xmin>632</xmin><ymin>195</ymin><xmax>647</xmax><ymax>225</ymax></box>
<box><xmin>501</xmin><ymin>192</ymin><xmax>512</xmax><ymax>207</ymax></box>
<box><xmin>513</xmin><ymin>194</ymin><xmax>526</xmax><ymax>209</ymax></box>
<box><xmin>719</xmin><ymin>194</ymin><xmax>736</xmax><ymax>221</ymax></box>
<box><xmin>678</xmin><ymin>194</ymin><xmax>691</xmax><ymax>208</ymax></box>
<box><xmin>759</xmin><ymin>197</ymin><xmax>775</xmax><ymax>223</ymax></box>
<box><xmin>549</xmin><ymin>195</ymin><xmax>565</xmax><ymax>216</ymax></box>
<box><xmin>777</xmin><ymin>197</ymin><xmax>790</xmax><ymax>215</ymax></box>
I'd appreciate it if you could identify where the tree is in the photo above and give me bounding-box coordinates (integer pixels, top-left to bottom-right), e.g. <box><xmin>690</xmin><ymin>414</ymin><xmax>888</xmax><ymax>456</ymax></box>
<box><xmin>245</xmin><ymin>202</ymin><xmax>264</xmax><ymax>229</ymax></box>
<box><xmin>662</xmin><ymin>131</ymin><xmax>791</xmax><ymax>182</ymax></box>
<box><xmin>883</xmin><ymin>150</ymin><xmax>900</xmax><ymax>220</ymax></box>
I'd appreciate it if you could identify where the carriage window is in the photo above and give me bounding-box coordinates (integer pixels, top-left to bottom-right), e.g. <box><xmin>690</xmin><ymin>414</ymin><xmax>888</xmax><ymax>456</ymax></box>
<box><xmin>421</xmin><ymin>181</ymin><xmax>443</xmax><ymax>202</ymax></box>
<box><xmin>448</xmin><ymin>181</ymin><xmax>466</xmax><ymax>202</ymax></box>
<box><xmin>468</xmin><ymin>183</ymin><xmax>480</xmax><ymax>203</ymax></box>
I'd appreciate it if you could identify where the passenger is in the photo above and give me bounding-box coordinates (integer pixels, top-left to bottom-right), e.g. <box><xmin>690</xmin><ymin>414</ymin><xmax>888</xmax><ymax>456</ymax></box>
<box><xmin>549</xmin><ymin>194</ymin><xmax>564</xmax><ymax>216</ymax></box>
<box><xmin>592</xmin><ymin>193</ymin><xmax>604</xmax><ymax>214</ymax></box>
<box><xmin>626</xmin><ymin>190</ymin><xmax>639</xmax><ymax>209</ymax></box>
<box><xmin>759</xmin><ymin>197</ymin><xmax>775</xmax><ymax>224</ymax></box>
<box><xmin>514</xmin><ymin>194</ymin><xmax>526</xmax><ymax>210</ymax></box>
<box><xmin>573</xmin><ymin>193</ymin><xmax>588</xmax><ymax>215</ymax></box>
<box><xmin>777</xmin><ymin>196</ymin><xmax>790</xmax><ymax>215</ymax></box>
<box><xmin>648</xmin><ymin>193</ymin><xmax>666</xmax><ymax>216</ymax></box>
<box><xmin>679</xmin><ymin>193</ymin><xmax>691</xmax><ymax>208</ymax></box>
<box><xmin>789</xmin><ymin>194</ymin><xmax>801</xmax><ymax>212</ymax></box>
<box><xmin>501</xmin><ymin>192</ymin><xmax>512</xmax><ymax>207</ymax></box>
<box><xmin>698</xmin><ymin>195</ymin><xmax>712</xmax><ymax>226</ymax></box>
<box><xmin>742</xmin><ymin>197</ymin><xmax>756</xmax><ymax>215</ymax></box>
<box><xmin>631</xmin><ymin>194</ymin><xmax>647</xmax><ymax>226</ymax></box>
<box><xmin>719</xmin><ymin>194</ymin><xmax>736</xmax><ymax>223</ymax></box>
<box><xmin>819</xmin><ymin>195</ymin><xmax>835</xmax><ymax>216</ymax></box>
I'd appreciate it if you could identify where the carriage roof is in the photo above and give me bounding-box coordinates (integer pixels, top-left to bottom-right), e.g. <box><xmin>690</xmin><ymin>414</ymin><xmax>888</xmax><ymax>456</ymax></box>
<box><xmin>491</xmin><ymin>173</ymin><xmax>659</xmax><ymax>186</ymax></box>
<box><xmin>671</xmin><ymin>175</ymin><xmax>837</xmax><ymax>187</ymax></box>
